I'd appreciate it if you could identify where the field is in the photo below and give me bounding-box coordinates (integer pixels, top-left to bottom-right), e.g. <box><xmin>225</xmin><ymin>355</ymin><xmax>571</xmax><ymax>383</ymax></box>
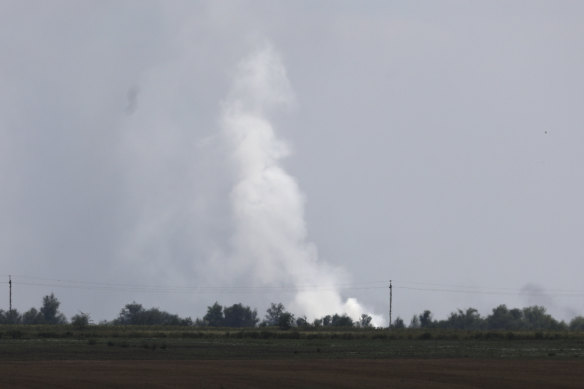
<box><xmin>2</xmin><ymin>326</ymin><xmax>584</xmax><ymax>387</ymax></box>
<box><xmin>3</xmin><ymin>359</ymin><xmax>584</xmax><ymax>388</ymax></box>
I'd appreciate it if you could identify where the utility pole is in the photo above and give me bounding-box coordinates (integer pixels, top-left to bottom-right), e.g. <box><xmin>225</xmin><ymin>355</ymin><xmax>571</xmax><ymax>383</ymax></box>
<box><xmin>9</xmin><ymin>275</ymin><xmax>12</xmax><ymax>312</ymax></box>
<box><xmin>389</xmin><ymin>280</ymin><xmax>392</xmax><ymax>330</ymax></box>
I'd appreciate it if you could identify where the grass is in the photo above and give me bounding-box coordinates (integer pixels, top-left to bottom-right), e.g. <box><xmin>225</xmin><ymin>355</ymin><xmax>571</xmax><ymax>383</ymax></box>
<box><xmin>1</xmin><ymin>325</ymin><xmax>584</xmax><ymax>360</ymax></box>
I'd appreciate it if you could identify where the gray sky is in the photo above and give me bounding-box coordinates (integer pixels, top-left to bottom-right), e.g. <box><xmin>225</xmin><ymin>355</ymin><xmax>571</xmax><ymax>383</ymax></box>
<box><xmin>1</xmin><ymin>1</ymin><xmax>583</xmax><ymax>323</ymax></box>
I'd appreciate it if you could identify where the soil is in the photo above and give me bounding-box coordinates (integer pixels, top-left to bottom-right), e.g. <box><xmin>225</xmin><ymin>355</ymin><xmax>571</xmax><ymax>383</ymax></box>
<box><xmin>1</xmin><ymin>359</ymin><xmax>583</xmax><ymax>388</ymax></box>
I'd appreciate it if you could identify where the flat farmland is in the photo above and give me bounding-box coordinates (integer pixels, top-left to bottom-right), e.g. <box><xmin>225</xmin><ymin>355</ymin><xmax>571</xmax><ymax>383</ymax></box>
<box><xmin>2</xmin><ymin>359</ymin><xmax>584</xmax><ymax>388</ymax></box>
<box><xmin>1</xmin><ymin>326</ymin><xmax>584</xmax><ymax>387</ymax></box>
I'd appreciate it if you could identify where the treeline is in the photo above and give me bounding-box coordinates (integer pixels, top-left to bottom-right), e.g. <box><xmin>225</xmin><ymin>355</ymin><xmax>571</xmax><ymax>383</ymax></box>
<box><xmin>198</xmin><ymin>302</ymin><xmax>369</xmax><ymax>329</ymax></box>
<box><xmin>2</xmin><ymin>293</ymin><xmax>584</xmax><ymax>331</ymax></box>
<box><xmin>0</xmin><ymin>294</ymin><xmax>68</xmax><ymax>325</ymax></box>
<box><xmin>395</xmin><ymin>306</ymin><xmax>584</xmax><ymax>331</ymax></box>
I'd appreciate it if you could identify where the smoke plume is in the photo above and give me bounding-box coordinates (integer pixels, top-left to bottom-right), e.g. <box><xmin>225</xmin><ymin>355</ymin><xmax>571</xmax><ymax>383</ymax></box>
<box><xmin>221</xmin><ymin>44</ymin><xmax>383</xmax><ymax>326</ymax></box>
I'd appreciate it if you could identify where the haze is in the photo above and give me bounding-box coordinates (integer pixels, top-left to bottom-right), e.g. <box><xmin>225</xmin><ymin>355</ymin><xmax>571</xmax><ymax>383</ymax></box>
<box><xmin>1</xmin><ymin>1</ymin><xmax>583</xmax><ymax>324</ymax></box>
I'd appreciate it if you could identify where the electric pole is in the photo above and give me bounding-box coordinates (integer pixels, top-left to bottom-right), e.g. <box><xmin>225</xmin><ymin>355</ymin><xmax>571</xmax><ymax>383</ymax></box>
<box><xmin>389</xmin><ymin>280</ymin><xmax>392</xmax><ymax>330</ymax></box>
<box><xmin>9</xmin><ymin>275</ymin><xmax>12</xmax><ymax>312</ymax></box>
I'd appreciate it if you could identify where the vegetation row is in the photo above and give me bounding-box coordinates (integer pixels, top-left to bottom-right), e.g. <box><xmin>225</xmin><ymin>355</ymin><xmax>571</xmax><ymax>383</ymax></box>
<box><xmin>1</xmin><ymin>293</ymin><xmax>584</xmax><ymax>332</ymax></box>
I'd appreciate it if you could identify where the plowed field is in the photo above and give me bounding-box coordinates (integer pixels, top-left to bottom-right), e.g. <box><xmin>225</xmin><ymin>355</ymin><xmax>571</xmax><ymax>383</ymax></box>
<box><xmin>2</xmin><ymin>359</ymin><xmax>583</xmax><ymax>388</ymax></box>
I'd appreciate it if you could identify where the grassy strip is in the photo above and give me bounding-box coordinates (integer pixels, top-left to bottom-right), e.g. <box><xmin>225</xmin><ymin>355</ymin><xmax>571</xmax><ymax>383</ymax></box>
<box><xmin>2</xmin><ymin>325</ymin><xmax>584</xmax><ymax>340</ymax></box>
<box><xmin>1</xmin><ymin>325</ymin><xmax>584</xmax><ymax>360</ymax></box>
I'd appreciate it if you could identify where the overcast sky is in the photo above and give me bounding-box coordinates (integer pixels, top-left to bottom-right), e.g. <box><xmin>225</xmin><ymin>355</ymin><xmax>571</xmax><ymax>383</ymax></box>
<box><xmin>1</xmin><ymin>1</ymin><xmax>583</xmax><ymax>323</ymax></box>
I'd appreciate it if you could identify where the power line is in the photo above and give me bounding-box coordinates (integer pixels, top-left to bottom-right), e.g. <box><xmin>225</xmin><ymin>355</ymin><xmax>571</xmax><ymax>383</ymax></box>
<box><xmin>14</xmin><ymin>281</ymin><xmax>386</xmax><ymax>295</ymax></box>
<box><xmin>8</xmin><ymin>274</ymin><xmax>386</xmax><ymax>290</ymax></box>
<box><xmin>7</xmin><ymin>275</ymin><xmax>387</xmax><ymax>296</ymax></box>
<box><xmin>397</xmin><ymin>285</ymin><xmax>584</xmax><ymax>297</ymax></box>
<box><xmin>4</xmin><ymin>273</ymin><xmax>584</xmax><ymax>298</ymax></box>
<box><xmin>392</xmin><ymin>279</ymin><xmax>584</xmax><ymax>293</ymax></box>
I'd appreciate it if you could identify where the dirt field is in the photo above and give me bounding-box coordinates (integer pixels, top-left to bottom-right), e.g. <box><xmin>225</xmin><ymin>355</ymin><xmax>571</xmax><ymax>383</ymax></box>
<box><xmin>1</xmin><ymin>359</ymin><xmax>583</xmax><ymax>388</ymax></box>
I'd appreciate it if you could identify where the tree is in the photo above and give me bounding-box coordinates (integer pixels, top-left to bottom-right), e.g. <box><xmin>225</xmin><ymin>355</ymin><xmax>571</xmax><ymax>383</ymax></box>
<box><xmin>278</xmin><ymin>312</ymin><xmax>295</xmax><ymax>330</ymax></box>
<box><xmin>486</xmin><ymin>305</ymin><xmax>523</xmax><ymax>330</ymax></box>
<box><xmin>569</xmin><ymin>316</ymin><xmax>584</xmax><ymax>331</ymax></box>
<box><xmin>223</xmin><ymin>303</ymin><xmax>259</xmax><ymax>327</ymax></box>
<box><xmin>116</xmin><ymin>302</ymin><xmax>145</xmax><ymax>325</ymax></box>
<box><xmin>140</xmin><ymin>307</ymin><xmax>184</xmax><ymax>326</ymax></box>
<box><xmin>392</xmin><ymin>317</ymin><xmax>405</xmax><ymax>329</ymax></box>
<box><xmin>263</xmin><ymin>303</ymin><xmax>298</xmax><ymax>329</ymax></box>
<box><xmin>461</xmin><ymin>308</ymin><xmax>483</xmax><ymax>329</ymax></box>
<box><xmin>441</xmin><ymin>308</ymin><xmax>484</xmax><ymax>330</ymax></box>
<box><xmin>296</xmin><ymin>316</ymin><xmax>309</xmax><ymax>328</ymax></box>
<box><xmin>331</xmin><ymin>314</ymin><xmax>353</xmax><ymax>327</ymax></box>
<box><xmin>22</xmin><ymin>308</ymin><xmax>43</xmax><ymax>324</ymax></box>
<box><xmin>0</xmin><ymin>309</ymin><xmax>21</xmax><ymax>324</ymax></box>
<box><xmin>40</xmin><ymin>293</ymin><xmax>67</xmax><ymax>324</ymax></box>
<box><xmin>71</xmin><ymin>312</ymin><xmax>90</xmax><ymax>329</ymax></box>
<box><xmin>418</xmin><ymin>310</ymin><xmax>434</xmax><ymax>328</ymax></box>
<box><xmin>409</xmin><ymin>315</ymin><xmax>420</xmax><ymax>328</ymax></box>
<box><xmin>264</xmin><ymin>303</ymin><xmax>286</xmax><ymax>326</ymax></box>
<box><xmin>203</xmin><ymin>302</ymin><xmax>224</xmax><ymax>327</ymax></box>
<box><xmin>522</xmin><ymin>306</ymin><xmax>562</xmax><ymax>330</ymax></box>
<box><xmin>359</xmin><ymin>314</ymin><xmax>373</xmax><ymax>328</ymax></box>
<box><xmin>113</xmin><ymin>302</ymin><xmax>192</xmax><ymax>325</ymax></box>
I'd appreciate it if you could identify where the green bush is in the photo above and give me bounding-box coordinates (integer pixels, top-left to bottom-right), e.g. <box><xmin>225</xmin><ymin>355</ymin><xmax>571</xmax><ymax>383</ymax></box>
<box><xmin>419</xmin><ymin>332</ymin><xmax>432</xmax><ymax>340</ymax></box>
<box><xmin>8</xmin><ymin>330</ymin><xmax>23</xmax><ymax>339</ymax></box>
<box><xmin>71</xmin><ymin>312</ymin><xmax>90</xmax><ymax>330</ymax></box>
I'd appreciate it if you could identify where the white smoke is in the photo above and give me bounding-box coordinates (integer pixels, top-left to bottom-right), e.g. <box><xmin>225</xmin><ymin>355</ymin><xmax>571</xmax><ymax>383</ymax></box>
<box><xmin>222</xmin><ymin>44</ymin><xmax>384</xmax><ymax>326</ymax></box>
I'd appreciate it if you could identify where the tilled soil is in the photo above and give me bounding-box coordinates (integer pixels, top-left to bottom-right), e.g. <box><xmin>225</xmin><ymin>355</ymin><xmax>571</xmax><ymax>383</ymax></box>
<box><xmin>1</xmin><ymin>359</ymin><xmax>583</xmax><ymax>388</ymax></box>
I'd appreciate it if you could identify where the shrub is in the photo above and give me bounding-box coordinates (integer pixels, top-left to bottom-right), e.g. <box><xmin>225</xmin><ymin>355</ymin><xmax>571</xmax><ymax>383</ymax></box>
<box><xmin>71</xmin><ymin>312</ymin><xmax>90</xmax><ymax>330</ymax></box>
<box><xmin>419</xmin><ymin>332</ymin><xmax>432</xmax><ymax>340</ymax></box>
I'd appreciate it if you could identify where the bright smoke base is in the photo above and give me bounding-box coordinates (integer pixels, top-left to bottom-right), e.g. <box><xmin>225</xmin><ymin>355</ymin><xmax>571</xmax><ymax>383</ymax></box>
<box><xmin>222</xmin><ymin>45</ymin><xmax>384</xmax><ymax>327</ymax></box>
